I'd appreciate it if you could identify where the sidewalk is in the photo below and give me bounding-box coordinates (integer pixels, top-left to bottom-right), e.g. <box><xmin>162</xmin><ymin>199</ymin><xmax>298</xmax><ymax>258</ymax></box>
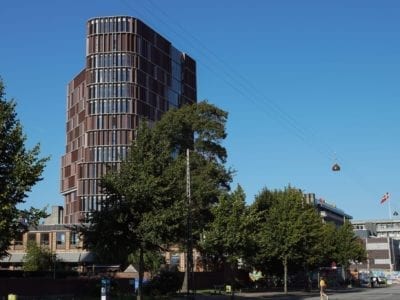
<box><xmin>188</xmin><ymin>286</ymin><xmax>365</xmax><ymax>300</ymax></box>
<box><xmin>182</xmin><ymin>290</ymin><xmax>319</xmax><ymax>300</ymax></box>
<box><xmin>235</xmin><ymin>289</ymin><xmax>320</xmax><ymax>299</ymax></box>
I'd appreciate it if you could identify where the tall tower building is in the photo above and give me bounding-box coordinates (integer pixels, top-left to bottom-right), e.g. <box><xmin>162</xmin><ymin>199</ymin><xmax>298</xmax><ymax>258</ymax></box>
<box><xmin>61</xmin><ymin>17</ymin><xmax>197</xmax><ymax>224</ymax></box>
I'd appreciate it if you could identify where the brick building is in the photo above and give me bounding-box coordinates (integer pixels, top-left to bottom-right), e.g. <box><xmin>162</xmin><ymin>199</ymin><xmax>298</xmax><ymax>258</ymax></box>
<box><xmin>61</xmin><ymin>16</ymin><xmax>197</xmax><ymax>224</ymax></box>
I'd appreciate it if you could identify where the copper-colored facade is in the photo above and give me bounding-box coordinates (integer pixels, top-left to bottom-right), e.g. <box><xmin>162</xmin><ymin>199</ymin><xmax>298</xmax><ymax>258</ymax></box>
<box><xmin>61</xmin><ymin>17</ymin><xmax>197</xmax><ymax>224</ymax></box>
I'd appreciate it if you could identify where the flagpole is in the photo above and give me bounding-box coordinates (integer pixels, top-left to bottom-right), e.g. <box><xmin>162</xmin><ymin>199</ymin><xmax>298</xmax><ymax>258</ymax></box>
<box><xmin>389</xmin><ymin>197</ymin><xmax>392</xmax><ymax>220</ymax></box>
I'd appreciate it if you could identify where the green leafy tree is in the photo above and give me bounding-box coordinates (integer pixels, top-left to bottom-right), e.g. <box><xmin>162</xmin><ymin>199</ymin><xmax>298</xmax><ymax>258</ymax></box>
<box><xmin>200</xmin><ymin>185</ymin><xmax>256</xmax><ymax>275</ymax></box>
<box><xmin>0</xmin><ymin>78</ymin><xmax>49</xmax><ymax>258</ymax></box>
<box><xmin>328</xmin><ymin>221</ymin><xmax>366</xmax><ymax>280</ymax></box>
<box><xmin>320</xmin><ymin>222</ymin><xmax>339</xmax><ymax>267</ymax></box>
<box><xmin>249</xmin><ymin>187</ymin><xmax>282</xmax><ymax>276</ymax></box>
<box><xmin>256</xmin><ymin>186</ymin><xmax>324</xmax><ymax>294</ymax></box>
<box><xmin>251</xmin><ymin>187</ymin><xmax>276</xmax><ymax>214</ymax></box>
<box><xmin>153</xmin><ymin>101</ymin><xmax>233</xmax><ymax>242</ymax></box>
<box><xmin>22</xmin><ymin>241</ymin><xmax>55</xmax><ymax>272</ymax></box>
<box><xmin>296</xmin><ymin>202</ymin><xmax>326</xmax><ymax>291</ymax></box>
<box><xmin>80</xmin><ymin>102</ymin><xmax>232</xmax><ymax>298</ymax></box>
<box><xmin>81</xmin><ymin>123</ymin><xmax>172</xmax><ymax>299</ymax></box>
<box><xmin>128</xmin><ymin>249</ymin><xmax>165</xmax><ymax>278</ymax></box>
<box><xmin>314</xmin><ymin>220</ymin><xmax>366</xmax><ymax>283</ymax></box>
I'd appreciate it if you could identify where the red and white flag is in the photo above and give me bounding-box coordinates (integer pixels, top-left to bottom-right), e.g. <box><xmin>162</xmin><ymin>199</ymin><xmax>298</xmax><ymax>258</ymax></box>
<box><xmin>380</xmin><ymin>192</ymin><xmax>390</xmax><ymax>204</ymax></box>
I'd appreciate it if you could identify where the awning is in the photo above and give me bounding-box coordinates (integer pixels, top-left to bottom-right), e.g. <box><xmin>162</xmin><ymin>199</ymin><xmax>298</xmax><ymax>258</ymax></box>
<box><xmin>57</xmin><ymin>252</ymin><xmax>95</xmax><ymax>263</ymax></box>
<box><xmin>79</xmin><ymin>252</ymin><xmax>96</xmax><ymax>263</ymax></box>
<box><xmin>0</xmin><ymin>253</ymin><xmax>25</xmax><ymax>263</ymax></box>
<box><xmin>1</xmin><ymin>251</ymin><xmax>95</xmax><ymax>264</ymax></box>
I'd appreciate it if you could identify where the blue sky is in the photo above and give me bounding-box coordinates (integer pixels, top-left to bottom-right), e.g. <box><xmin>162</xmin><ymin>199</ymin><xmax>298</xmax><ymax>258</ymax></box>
<box><xmin>1</xmin><ymin>0</ymin><xmax>399</xmax><ymax>220</ymax></box>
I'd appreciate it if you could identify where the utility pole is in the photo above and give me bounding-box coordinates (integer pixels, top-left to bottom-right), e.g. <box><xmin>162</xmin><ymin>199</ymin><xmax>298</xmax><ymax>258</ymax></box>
<box><xmin>181</xmin><ymin>149</ymin><xmax>193</xmax><ymax>297</ymax></box>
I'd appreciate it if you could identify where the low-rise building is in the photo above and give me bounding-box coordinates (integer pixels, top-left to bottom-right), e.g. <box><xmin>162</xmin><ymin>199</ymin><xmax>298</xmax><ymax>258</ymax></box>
<box><xmin>304</xmin><ymin>193</ymin><xmax>352</xmax><ymax>226</ymax></box>
<box><xmin>353</xmin><ymin>237</ymin><xmax>399</xmax><ymax>273</ymax></box>
<box><xmin>0</xmin><ymin>206</ymin><xmax>94</xmax><ymax>271</ymax></box>
<box><xmin>351</xmin><ymin>219</ymin><xmax>400</xmax><ymax>273</ymax></box>
<box><xmin>353</xmin><ymin>219</ymin><xmax>400</xmax><ymax>239</ymax></box>
<box><xmin>1</xmin><ymin>206</ymin><xmax>202</xmax><ymax>273</ymax></box>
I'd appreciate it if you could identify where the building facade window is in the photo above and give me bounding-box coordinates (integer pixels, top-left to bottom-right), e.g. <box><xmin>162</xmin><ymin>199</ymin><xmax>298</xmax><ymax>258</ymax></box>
<box><xmin>70</xmin><ymin>232</ymin><xmax>79</xmax><ymax>248</ymax></box>
<box><xmin>13</xmin><ymin>231</ymin><xmax>24</xmax><ymax>249</ymax></box>
<box><xmin>40</xmin><ymin>233</ymin><xmax>50</xmax><ymax>246</ymax></box>
<box><xmin>27</xmin><ymin>233</ymin><xmax>36</xmax><ymax>245</ymax></box>
<box><xmin>56</xmin><ymin>232</ymin><xmax>66</xmax><ymax>249</ymax></box>
<box><xmin>170</xmin><ymin>253</ymin><xmax>180</xmax><ymax>268</ymax></box>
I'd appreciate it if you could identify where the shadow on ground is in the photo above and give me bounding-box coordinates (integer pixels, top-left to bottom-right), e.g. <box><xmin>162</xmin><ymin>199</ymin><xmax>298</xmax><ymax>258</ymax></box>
<box><xmin>181</xmin><ymin>286</ymin><xmax>374</xmax><ymax>300</ymax></box>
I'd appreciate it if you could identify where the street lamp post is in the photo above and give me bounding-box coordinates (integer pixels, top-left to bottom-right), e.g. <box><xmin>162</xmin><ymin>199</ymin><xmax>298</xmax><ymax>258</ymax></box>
<box><xmin>182</xmin><ymin>149</ymin><xmax>193</xmax><ymax>297</ymax></box>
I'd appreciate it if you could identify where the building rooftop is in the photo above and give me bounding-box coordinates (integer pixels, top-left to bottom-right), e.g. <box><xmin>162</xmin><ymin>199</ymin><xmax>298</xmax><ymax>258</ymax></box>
<box><xmin>352</xmin><ymin>219</ymin><xmax>400</xmax><ymax>224</ymax></box>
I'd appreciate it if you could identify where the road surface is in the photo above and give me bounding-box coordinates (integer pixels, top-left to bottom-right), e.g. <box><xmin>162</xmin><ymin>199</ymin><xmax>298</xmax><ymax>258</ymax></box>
<box><xmin>303</xmin><ymin>284</ymin><xmax>400</xmax><ymax>300</ymax></box>
<box><xmin>203</xmin><ymin>284</ymin><xmax>400</xmax><ymax>299</ymax></box>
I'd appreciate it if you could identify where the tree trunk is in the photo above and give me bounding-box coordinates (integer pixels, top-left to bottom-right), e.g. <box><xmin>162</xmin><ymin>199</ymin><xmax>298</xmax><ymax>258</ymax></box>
<box><xmin>283</xmin><ymin>256</ymin><xmax>288</xmax><ymax>294</ymax></box>
<box><xmin>304</xmin><ymin>263</ymin><xmax>310</xmax><ymax>291</ymax></box>
<box><xmin>137</xmin><ymin>246</ymin><xmax>144</xmax><ymax>300</ymax></box>
<box><xmin>341</xmin><ymin>264</ymin><xmax>346</xmax><ymax>285</ymax></box>
<box><xmin>181</xmin><ymin>260</ymin><xmax>189</xmax><ymax>294</ymax></box>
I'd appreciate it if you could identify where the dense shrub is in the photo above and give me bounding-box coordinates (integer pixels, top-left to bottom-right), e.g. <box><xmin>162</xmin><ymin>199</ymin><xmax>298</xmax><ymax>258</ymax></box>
<box><xmin>143</xmin><ymin>270</ymin><xmax>182</xmax><ymax>296</ymax></box>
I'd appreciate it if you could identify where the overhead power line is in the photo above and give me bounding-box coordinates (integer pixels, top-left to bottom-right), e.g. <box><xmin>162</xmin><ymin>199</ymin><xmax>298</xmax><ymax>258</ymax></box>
<box><xmin>118</xmin><ymin>0</ymin><xmax>379</xmax><ymax>198</ymax></box>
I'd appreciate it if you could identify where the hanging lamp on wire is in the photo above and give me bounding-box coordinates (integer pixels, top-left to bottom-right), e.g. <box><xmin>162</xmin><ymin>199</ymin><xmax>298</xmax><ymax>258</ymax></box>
<box><xmin>332</xmin><ymin>163</ymin><xmax>341</xmax><ymax>172</ymax></box>
<box><xmin>332</xmin><ymin>152</ymin><xmax>341</xmax><ymax>172</ymax></box>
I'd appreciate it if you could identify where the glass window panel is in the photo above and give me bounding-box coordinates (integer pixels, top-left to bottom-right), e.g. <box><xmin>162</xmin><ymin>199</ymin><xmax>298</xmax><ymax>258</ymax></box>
<box><xmin>14</xmin><ymin>231</ymin><xmax>23</xmax><ymax>246</ymax></box>
<box><xmin>105</xmin><ymin>19</ymin><xmax>109</xmax><ymax>33</ymax></box>
<box><xmin>40</xmin><ymin>233</ymin><xmax>49</xmax><ymax>246</ymax></box>
<box><xmin>121</xmin><ymin>18</ymin><xmax>126</xmax><ymax>32</ymax></box>
<box><xmin>56</xmin><ymin>232</ymin><xmax>66</xmax><ymax>245</ymax></box>
<box><xmin>27</xmin><ymin>233</ymin><xmax>36</xmax><ymax>244</ymax></box>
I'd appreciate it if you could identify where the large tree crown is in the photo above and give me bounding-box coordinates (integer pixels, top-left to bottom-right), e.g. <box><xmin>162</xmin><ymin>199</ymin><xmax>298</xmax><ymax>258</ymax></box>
<box><xmin>0</xmin><ymin>77</ymin><xmax>49</xmax><ymax>258</ymax></box>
